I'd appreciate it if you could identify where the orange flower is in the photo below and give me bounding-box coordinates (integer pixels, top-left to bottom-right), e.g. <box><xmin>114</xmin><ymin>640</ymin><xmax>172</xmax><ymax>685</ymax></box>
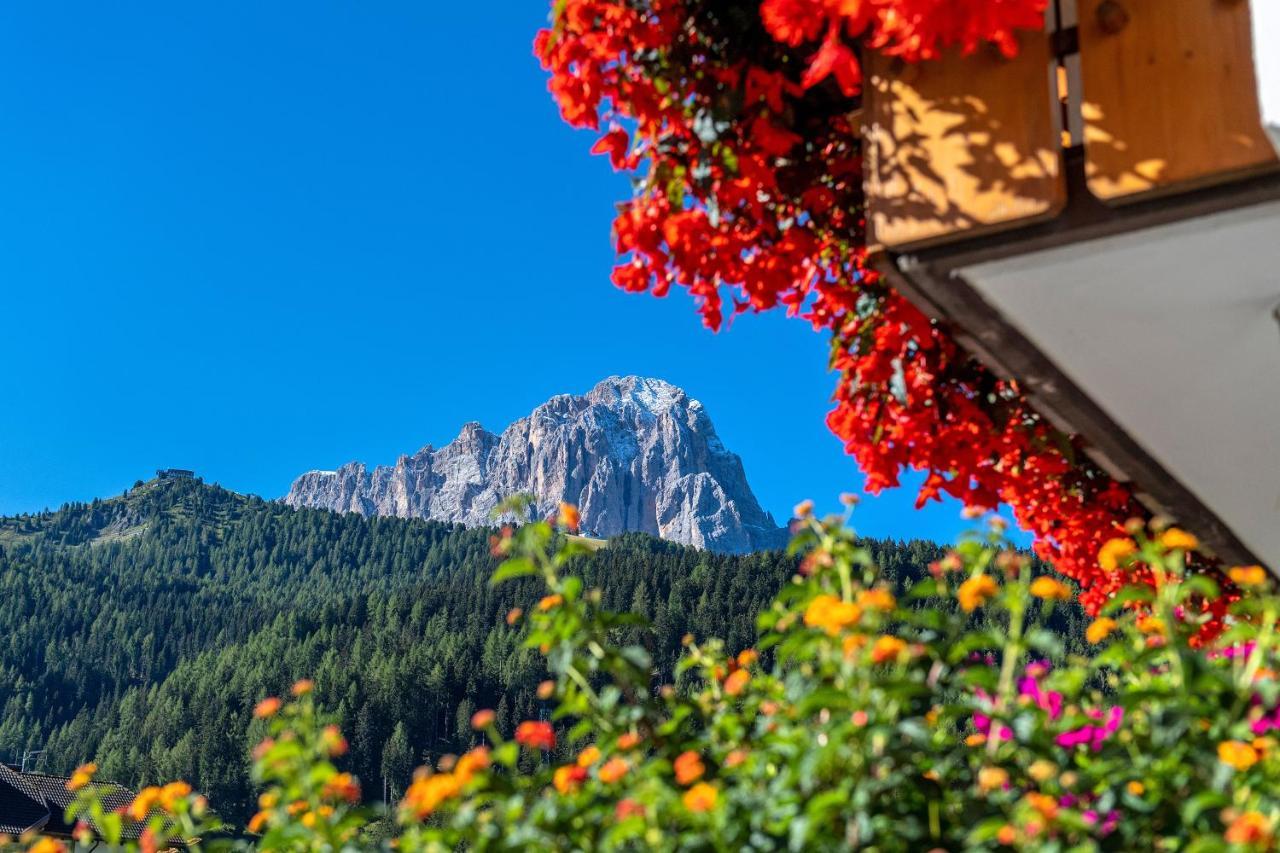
<box><xmin>254</xmin><ymin>697</ymin><xmax>282</xmax><ymax>719</ymax></box>
<box><xmin>322</xmin><ymin>772</ymin><xmax>360</xmax><ymax>803</ymax></box>
<box><xmin>1086</xmin><ymin>617</ymin><xmax>1118</xmax><ymax>644</ymax></box>
<box><xmin>1159</xmin><ymin>528</ymin><xmax>1198</xmax><ymax>551</ymax></box>
<box><xmin>1098</xmin><ymin>538</ymin><xmax>1137</xmax><ymax>571</ymax></box>
<box><xmin>793</xmin><ymin>499</ymin><xmax>814</xmax><ymax>518</ymax></box>
<box><xmin>1230</xmin><ymin>565</ymin><xmax>1268</xmax><ymax>587</ymax></box>
<box><xmin>553</xmin><ymin>764</ymin><xmax>588</xmax><ymax>794</ymax></box>
<box><xmin>158</xmin><ymin>781</ymin><xmax>192</xmax><ymax>812</ymax></box>
<box><xmin>978</xmin><ymin>766</ymin><xmax>1008</xmax><ymax>793</ymax></box>
<box><xmin>965</xmin><ymin>733</ymin><xmax>987</xmax><ymax>747</ymax></box>
<box><xmin>723</xmin><ymin>668</ymin><xmax>751</xmax><ymax>697</ymax></box>
<box><xmin>454</xmin><ymin>747</ymin><xmax>490</xmax><ymax>785</ymax></box>
<box><xmin>291</xmin><ymin>679</ymin><xmax>315</xmax><ymax>696</ymax></box>
<box><xmin>66</xmin><ymin>762</ymin><xmax>97</xmax><ymax>792</ymax></box>
<box><xmin>1226</xmin><ymin>810</ymin><xmax>1272</xmax><ymax>845</ymax></box>
<box><xmin>858</xmin><ymin>588</ymin><xmax>896</xmax><ymax>612</ymax></box>
<box><xmin>505</xmin><ymin>607</ymin><xmax>523</xmax><ymax>625</ymax></box>
<box><xmin>515</xmin><ymin>721</ymin><xmax>556</xmax><ymax>751</ymax></box>
<box><xmin>538</xmin><ymin>594</ymin><xmax>564</xmax><ymax>611</ymax></box>
<box><xmin>617</xmin><ymin>732</ymin><xmax>641</xmax><ymax>750</ymax></box>
<box><xmin>471</xmin><ymin>709</ymin><xmax>495</xmax><ymax>730</ymax></box>
<box><xmin>958</xmin><ymin>574</ymin><xmax>999</xmax><ymax>612</ymax></box>
<box><xmin>682</xmin><ymin>782</ymin><xmax>718</xmax><ymax>812</ymax></box>
<box><xmin>736</xmin><ymin>649</ymin><xmax>758</xmax><ymax>668</ymax></box>
<box><xmin>870</xmin><ymin>635</ymin><xmax>907</xmax><ymax>664</ymax></box>
<box><xmin>402</xmin><ymin>773</ymin><xmax>460</xmax><ymax>819</ymax></box>
<box><xmin>537</xmin><ymin>680</ymin><xmax>556</xmax><ymax>699</ymax></box>
<box><xmin>247</xmin><ymin>810</ymin><xmax>270</xmax><ymax>834</ymax></box>
<box><xmin>28</xmin><ymin>839</ymin><xmax>67</xmax><ymax>853</ymax></box>
<box><xmin>803</xmin><ymin>594</ymin><xmax>862</xmax><ymax>635</ymax></box>
<box><xmin>996</xmin><ymin>825</ymin><xmax>1017</xmax><ymax>846</ymax></box>
<box><xmin>321</xmin><ymin>724</ymin><xmax>348</xmax><ymax>756</ymax></box>
<box><xmin>673</xmin><ymin>751</ymin><xmax>705</xmax><ymax>785</ymax></box>
<box><xmin>1219</xmin><ymin>740</ymin><xmax>1260</xmax><ymax>771</ymax></box>
<box><xmin>724</xmin><ymin>749</ymin><xmax>748</xmax><ymax>768</ymax></box>
<box><xmin>576</xmin><ymin>745</ymin><xmax>601</xmax><ymax>767</ymax></box>
<box><xmin>129</xmin><ymin>786</ymin><xmax>162</xmax><ymax>821</ymax></box>
<box><xmin>1126</xmin><ymin>780</ymin><xmax>1145</xmax><ymax>796</ymax></box>
<box><xmin>598</xmin><ymin>757</ymin><xmax>629</xmax><ymax>783</ymax></box>
<box><xmin>1024</xmin><ymin>792</ymin><xmax>1058</xmax><ymax>821</ymax></box>
<box><xmin>1029</xmin><ymin>577</ymin><xmax>1070</xmax><ymax>601</ymax></box>
<box><xmin>558</xmin><ymin>502</ymin><xmax>581</xmax><ymax>532</ymax></box>
<box><xmin>615</xmin><ymin>798</ymin><xmax>645</xmax><ymax>820</ymax></box>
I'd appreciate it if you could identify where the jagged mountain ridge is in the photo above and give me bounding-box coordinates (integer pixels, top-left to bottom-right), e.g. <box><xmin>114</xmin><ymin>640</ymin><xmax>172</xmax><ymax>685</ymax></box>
<box><xmin>284</xmin><ymin>376</ymin><xmax>787</xmax><ymax>553</ymax></box>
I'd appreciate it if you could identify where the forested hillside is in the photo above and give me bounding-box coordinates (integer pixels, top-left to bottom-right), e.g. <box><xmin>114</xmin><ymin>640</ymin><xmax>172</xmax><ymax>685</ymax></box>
<box><xmin>0</xmin><ymin>478</ymin><xmax>1051</xmax><ymax>821</ymax></box>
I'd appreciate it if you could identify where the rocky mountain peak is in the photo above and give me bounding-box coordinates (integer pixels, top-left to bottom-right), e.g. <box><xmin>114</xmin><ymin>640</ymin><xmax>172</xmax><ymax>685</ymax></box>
<box><xmin>284</xmin><ymin>377</ymin><xmax>787</xmax><ymax>553</ymax></box>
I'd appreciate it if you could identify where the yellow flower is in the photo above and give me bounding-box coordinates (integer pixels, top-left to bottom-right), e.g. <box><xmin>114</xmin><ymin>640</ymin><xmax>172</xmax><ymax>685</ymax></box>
<box><xmin>28</xmin><ymin>840</ymin><xmax>67</xmax><ymax>853</ymax></box>
<box><xmin>978</xmin><ymin>766</ymin><xmax>1009</xmax><ymax>793</ymax></box>
<box><xmin>1029</xmin><ymin>577</ymin><xmax>1070</xmax><ymax>601</ymax></box>
<box><xmin>682</xmin><ymin>782</ymin><xmax>718</xmax><ymax>812</ymax></box>
<box><xmin>1219</xmin><ymin>740</ymin><xmax>1260</xmax><ymax>771</ymax></box>
<box><xmin>958</xmin><ymin>574</ymin><xmax>999</xmax><ymax>612</ymax></box>
<box><xmin>258</xmin><ymin>791</ymin><xmax>279</xmax><ymax>810</ymax></box>
<box><xmin>870</xmin><ymin>635</ymin><xmax>907</xmax><ymax>664</ymax></box>
<box><xmin>1028</xmin><ymin>760</ymin><xmax>1057</xmax><ymax>783</ymax></box>
<box><xmin>1137</xmin><ymin>615</ymin><xmax>1165</xmax><ymax>637</ymax></box>
<box><xmin>1230</xmin><ymin>565</ymin><xmax>1268</xmax><ymax>587</ymax></box>
<box><xmin>858</xmin><ymin>588</ymin><xmax>896</xmax><ymax>612</ymax></box>
<box><xmin>1098</xmin><ymin>538</ymin><xmax>1137</xmax><ymax>571</ymax></box>
<box><xmin>1159</xmin><ymin>528</ymin><xmax>1198</xmax><ymax>551</ymax></box>
<box><xmin>1086</xmin><ymin>617</ymin><xmax>1118</xmax><ymax>644</ymax></box>
<box><xmin>803</xmin><ymin>594</ymin><xmax>862</xmax><ymax>636</ymax></box>
<box><xmin>576</xmin><ymin>745</ymin><xmax>601</xmax><ymax>768</ymax></box>
<box><xmin>66</xmin><ymin>762</ymin><xmax>97</xmax><ymax>792</ymax></box>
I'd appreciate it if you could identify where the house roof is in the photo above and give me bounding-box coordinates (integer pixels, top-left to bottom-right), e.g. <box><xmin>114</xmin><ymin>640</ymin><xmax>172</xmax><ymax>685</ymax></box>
<box><xmin>0</xmin><ymin>764</ymin><xmax>51</xmax><ymax>837</ymax></box>
<box><xmin>0</xmin><ymin>766</ymin><xmax>144</xmax><ymax>841</ymax></box>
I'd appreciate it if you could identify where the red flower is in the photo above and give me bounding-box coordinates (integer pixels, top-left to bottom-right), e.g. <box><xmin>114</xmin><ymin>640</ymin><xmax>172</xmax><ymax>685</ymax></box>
<box><xmin>515</xmin><ymin>720</ymin><xmax>556</xmax><ymax>751</ymax></box>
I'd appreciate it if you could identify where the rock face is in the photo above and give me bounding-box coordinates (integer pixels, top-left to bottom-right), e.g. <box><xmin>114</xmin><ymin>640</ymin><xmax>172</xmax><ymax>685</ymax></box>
<box><xmin>284</xmin><ymin>376</ymin><xmax>787</xmax><ymax>553</ymax></box>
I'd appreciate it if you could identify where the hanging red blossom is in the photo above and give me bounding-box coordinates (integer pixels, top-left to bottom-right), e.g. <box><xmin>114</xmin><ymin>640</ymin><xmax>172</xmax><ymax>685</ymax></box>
<box><xmin>534</xmin><ymin>0</ymin><xmax>1230</xmax><ymax>623</ymax></box>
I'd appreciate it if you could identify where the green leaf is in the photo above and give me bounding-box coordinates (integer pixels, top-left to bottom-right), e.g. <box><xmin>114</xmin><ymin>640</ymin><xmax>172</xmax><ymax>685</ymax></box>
<box><xmin>490</xmin><ymin>556</ymin><xmax>536</xmax><ymax>585</ymax></box>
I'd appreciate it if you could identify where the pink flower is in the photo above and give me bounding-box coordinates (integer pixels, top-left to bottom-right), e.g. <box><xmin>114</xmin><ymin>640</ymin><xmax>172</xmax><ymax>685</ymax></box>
<box><xmin>1056</xmin><ymin>707</ymin><xmax>1124</xmax><ymax>751</ymax></box>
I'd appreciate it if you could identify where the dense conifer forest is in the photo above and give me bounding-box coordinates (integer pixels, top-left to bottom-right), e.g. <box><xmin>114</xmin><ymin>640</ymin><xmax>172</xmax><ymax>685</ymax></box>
<box><xmin>0</xmin><ymin>478</ymin><xmax>1081</xmax><ymax>821</ymax></box>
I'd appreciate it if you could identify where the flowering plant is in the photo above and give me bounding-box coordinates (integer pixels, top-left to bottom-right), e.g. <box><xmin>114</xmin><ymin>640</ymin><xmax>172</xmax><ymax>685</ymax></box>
<box><xmin>11</xmin><ymin>504</ymin><xmax>1277</xmax><ymax>850</ymax></box>
<box><xmin>534</xmin><ymin>0</ymin><xmax>1222</xmax><ymax>614</ymax></box>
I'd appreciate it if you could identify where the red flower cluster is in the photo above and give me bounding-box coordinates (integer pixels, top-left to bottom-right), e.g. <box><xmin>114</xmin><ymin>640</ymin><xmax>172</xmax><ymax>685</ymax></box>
<box><xmin>761</xmin><ymin>0</ymin><xmax>1047</xmax><ymax>96</ymax></box>
<box><xmin>535</xmin><ymin>0</ymin><xmax>1228</xmax><ymax>621</ymax></box>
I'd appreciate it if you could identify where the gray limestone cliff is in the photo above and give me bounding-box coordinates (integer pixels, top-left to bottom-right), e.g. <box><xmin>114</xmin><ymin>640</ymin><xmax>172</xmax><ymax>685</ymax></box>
<box><xmin>283</xmin><ymin>376</ymin><xmax>787</xmax><ymax>553</ymax></box>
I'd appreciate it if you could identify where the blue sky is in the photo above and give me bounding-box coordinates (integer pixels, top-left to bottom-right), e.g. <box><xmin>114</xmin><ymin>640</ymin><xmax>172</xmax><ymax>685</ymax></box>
<box><xmin>0</xmin><ymin>1</ymin><xmax>1000</xmax><ymax>544</ymax></box>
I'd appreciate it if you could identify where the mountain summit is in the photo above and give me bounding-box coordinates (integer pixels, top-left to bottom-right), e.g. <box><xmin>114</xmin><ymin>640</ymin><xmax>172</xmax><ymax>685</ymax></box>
<box><xmin>284</xmin><ymin>376</ymin><xmax>787</xmax><ymax>552</ymax></box>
